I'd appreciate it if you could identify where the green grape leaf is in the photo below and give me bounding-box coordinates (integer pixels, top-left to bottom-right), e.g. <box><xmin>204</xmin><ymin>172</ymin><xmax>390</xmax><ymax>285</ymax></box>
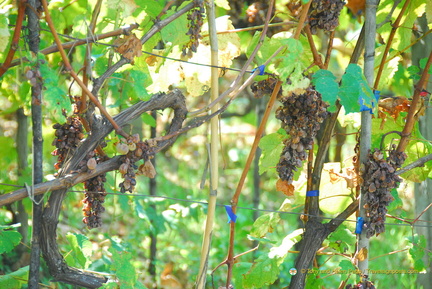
<box><xmin>250</xmin><ymin>213</ymin><xmax>280</xmax><ymax>238</ymax></box>
<box><xmin>160</xmin><ymin>11</ymin><xmax>189</xmax><ymax>47</ymax></box>
<box><xmin>129</xmin><ymin>69</ymin><xmax>151</xmax><ymax>101</ymax></box>
<box><xmin>109</xmin><ymin>247</ymin><xmax>137</xmax><ymax>287</ymax></box>
<box><xmin>246</xmin><ymin>33</ymin><xmax>282</xmax><ymax>65</ymax></box>
<box><xmin>312</xmin><ymin>69</ymin><xmax>339</xmax><ymax>112</ymax></box>
<box><xmin>134</xmin><ymin>0</ymin><xmax>164</xmax><ymax>19</ymax></box>
<box><xmin>141</xmin><ymin>113</ymin><xmax>156</xmax><ymax>127</ymax></box>
<box><xmin>0</xmin><ymin>13</ymin><xmax>10</xmax><ymax>53</ymax></box>
<box><xmin>305</xmin><ymin>272</ymin><xmax>325</xmax><ymax>288</ymax></box>
<box><xmin>0</xmin><ymin>266</ymin><xmax>29</xmax><ymax>288</ymax></box>
<box><xmin>259</xmin><ymin>132</ymin><xmax>284</xmax><ymax>175</ymax></box>
<box><xmin>338</xmin><ymin>260</ymin><xmax>356</xmax><ymax>280</ymax></box>
<box><xmin>243</xmin><ymin>254</ymin><xmax>281</xmax><ymax>288</ymax></box>
<box><xmin>66</xmin><ymin>233</ymin><xmax>93</xmax><ymax>269</ymax></box>
<box><xmin>407</xmin><ymin>65</ymin><xmax>421</xmax><ymax>81</ymax></box>
<box><xmin>233</xmin><ymin>262</ymin><xmax>253</xmax><ymax>289</ymax></box>
<box><xmin>387</xmin><ymin>188</ymin><xmax>403</xmax><ymax>212</ymax></box>
<box><xmin>401</xmin><ymin>140</ymin><xmax>432</xmax><ymax>183</ymax></box>
<box><xmin>40</xmin><ymin>59</ymin><xmax>71</xmax><ymax>122</ymax></box>
<box><xmin>0</xmin><ymin>229</ymin><xmax>22</xmax><ymax>254</ymax></box>
<box><xmin>339</xmin><ymin>64</ymin><xmax>374</xmax><ymax>114</ymax></box>
<box><xmin>328</xmin><ymin>225</ymin><xmax>355</xmax><ymax>254</ymax></box>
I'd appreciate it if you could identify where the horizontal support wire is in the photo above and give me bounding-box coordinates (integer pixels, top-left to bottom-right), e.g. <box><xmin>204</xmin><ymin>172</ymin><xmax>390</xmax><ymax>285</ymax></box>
<box><xmin>1</xmin><ymin>182</ymin><xmax>431</xmax><ymax>228</ymax></box>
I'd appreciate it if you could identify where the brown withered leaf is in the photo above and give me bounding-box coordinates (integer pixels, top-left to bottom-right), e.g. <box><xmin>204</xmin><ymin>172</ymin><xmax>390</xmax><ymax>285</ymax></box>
<box><xmin>328</xmin><ymin>168</ymin><xmax>342</xmax><ymax>184</ymax></box>
<box><xmin>328</xmin><ymin>167</ymin><xmax>358</xmax><ymax>189</ymax></box>
<box><xmin>357</xmin><ymin>247</ymin><xmax>368</xmax><ymax>262</ymax></box>
<box><xmin>138</xmin><ymin>160</ymin><xmax>156</xmax><ymax>178</ymax></box>
<box><xmin>276</xmin><ymin>179</ymin><xmax>294</xmax><ymax>196</ymax></box>
<box><xmin>113</xmin><ymin>33</ymin><xmax>142</xmax><ymax>64</ymax></box>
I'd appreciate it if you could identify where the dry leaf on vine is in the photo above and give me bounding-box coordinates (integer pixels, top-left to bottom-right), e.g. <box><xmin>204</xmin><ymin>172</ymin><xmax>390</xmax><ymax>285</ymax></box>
<box><xmin>276</xmin><ymin>178</ymin><xmax>295</xmax><ymax>196</ymax></box>
<box><xmin>113</xmin><ymin>34</ymin><xmax>142</xmax><ymax>64</ymax></box>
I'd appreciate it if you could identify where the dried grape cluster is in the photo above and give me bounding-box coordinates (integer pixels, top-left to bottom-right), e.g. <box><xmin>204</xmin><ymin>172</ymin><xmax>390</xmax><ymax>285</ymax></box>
<box><xmin>116</xmin><ymin>134</ymin><xmax>154</xmax><ymax>193</ymax></box>
<box><xmin>362</xmin><ymin>146</ymin><xmax>406</xmax><ymax>237</ymax></box>
<box><xmin>51</xmin><ymin>116</ymin><xmax>84</xmax><ymax>170</ymax></box>
<box><xmin>276</xmin><ymin>87</ymin><xmax>329</xmax><ymax>184</ymax></box>
<box><xmin>82</xmin><ymin>158</ymin><xmax>107</xmax><ymax>229</ymax></box>
<box><xmin>251</xmin><ymin>78</ymin><xmax>282</xmax><ymax>98</ymax></box>
<box><xmin>182</xmin><ymin>0</ymin><xmax>205</xmax><ymax>57</ymax></box>
<box><xmin>309</xmin><ymin>0</ymin><xmax>345</xmax><ymax>34</ymax></box>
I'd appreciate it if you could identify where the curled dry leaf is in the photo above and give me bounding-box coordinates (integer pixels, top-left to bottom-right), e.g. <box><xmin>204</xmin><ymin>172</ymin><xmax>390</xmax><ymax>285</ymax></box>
<box><xmin>328</xmin><ymin>167</ymin><xmax>358</xmax><ymax>189</ymax></box>
<box><xmin>113</xmin><ymin>33</ymin><xmax>142</xmax><ymax>64</ymax></box>
<box><xmin>356</xmin><ymin>247</ymin><xmax>368</xmax><ymax>262</ymax></box>
<box><xmin>138</xmin><ymin>160</ymin><xmax>156</xmax><ymax>178</ymax></box>
<box><xmin>86</xmin><ymin>158</ymin><xmax>97</xmax><ymax>170</ymax></box>
<box><xmin>276</xmin><ymin>178</ymin><xmax>295</xmax><ymax>196</ymax></box>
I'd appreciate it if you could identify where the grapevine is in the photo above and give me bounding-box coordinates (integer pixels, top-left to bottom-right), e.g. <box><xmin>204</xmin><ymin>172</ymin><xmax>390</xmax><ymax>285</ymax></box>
<box><xmin>362</xmin><ymin>146</ymin><xmax>407</xmax><ymax>237</ymax></box>
<box><xmin>276</xmin><ymin>87</ymin><xmax>329</xmax><ymax>184</ymax></box>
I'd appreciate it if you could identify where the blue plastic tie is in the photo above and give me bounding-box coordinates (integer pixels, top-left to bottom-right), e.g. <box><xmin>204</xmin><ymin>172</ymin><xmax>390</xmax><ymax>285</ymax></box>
<box><xmin>252</xmin><ymin>65</ymin><xmax>266</xmax><ymax>76</ymax></box>
<box><xmin>359</xmin><ymin>90</ymin><xmax>380</xmax><ymax>114</ymax></box>
<box><xmin>225</xmin><ymin>205</ymin><xmax>237</xmax><ymax>223</ymax></box>
<box><xmin>355</xmin><ymin>217</ymin><xmax>364</xmax><ymax>234</ymax></box>
<box><xmin>306</xmin><ymin>190</ymin><xmax>319</xmax><ymax>197</ymax></box>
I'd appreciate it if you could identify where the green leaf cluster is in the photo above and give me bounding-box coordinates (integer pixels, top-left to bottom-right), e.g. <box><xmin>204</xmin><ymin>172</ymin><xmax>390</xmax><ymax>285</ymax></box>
<box><xmin>312</xmin><ymin>64</ymin><xmax>375</xmax><ymax>114</ymax></box>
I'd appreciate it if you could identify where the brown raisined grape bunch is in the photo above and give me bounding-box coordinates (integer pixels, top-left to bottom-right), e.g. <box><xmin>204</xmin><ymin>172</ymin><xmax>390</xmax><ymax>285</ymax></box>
<box><xmin>362</xmin><ymin>146</ymin><xmax>406</xmax><ymax>237</ymax></box>
<box><xmin>51</xmin><ymin>116</ymin><xmax>84</xmax><ymax>170</ymax></box>
<box><xmin>309</xmin><ymin>0</ymin><xmax>346</xmax><ymax>34</ymax></box>
<box><xmin>182</xmin><ymin>0</ymin><xmax>205</xmax><ymax>58</ymax></box>
<box><xmin>276</xmin><ymin>87</ymin><xmax>329</xmax><ymax>184</ymax></box>
<box><xmin>82</xmin><ymin>156</ymin><xmax>108</xmax><ymax>229</ymax></box>
<box><xmin>251</xmin><ymin>78</ymin><xmax>283</xmax><ymax>98</ymax></box>
<box><xmin>117</xmin><ymin>134</ymin><xmax>151</xmax><ymax>194</ymax></box>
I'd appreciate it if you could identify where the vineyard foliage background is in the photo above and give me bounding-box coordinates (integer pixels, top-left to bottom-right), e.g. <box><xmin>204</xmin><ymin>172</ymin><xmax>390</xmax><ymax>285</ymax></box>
<box><xmin>1</xmin><ymin>0</ymin><xmax>432</xmax><ymax>288</ymax></box>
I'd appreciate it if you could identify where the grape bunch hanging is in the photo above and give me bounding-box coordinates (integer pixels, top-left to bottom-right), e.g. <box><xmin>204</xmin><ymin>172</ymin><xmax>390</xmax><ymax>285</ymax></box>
<box><xmin>51</xmin><ymin>116</ymin><xmax>85</xmax><ymax>171</ymax></box>
<box><xmin>182</xmin><ymin>0</ymin><xmax>205</xmax><ymax>57</ymax></box>
<box><xmin>276</xmin><ymin>87</ymin><xmax>329</xmax><ymax>184</ymax></box>
<box><xmin>362</xmin><ymin>146</ymin><xmax>406</xmax><ymax>237</ymax></box>
<box><xmin>309</xmin><ymin>0</ymin><xmax>346</xmax><ymax>34</ymax></box>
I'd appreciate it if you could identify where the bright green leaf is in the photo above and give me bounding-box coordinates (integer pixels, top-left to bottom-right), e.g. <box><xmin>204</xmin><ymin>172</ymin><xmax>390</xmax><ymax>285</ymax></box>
<box><xmin>0</xmin><ymin>266</ymin><xmax>29</xmax><ymax>288</ymax></box>
<box><xmin>233</xmin><ymin>262</ymin><xmax>253</xmax><ymax>289</ymax></box>
<box><xmin>305</xmin><ymin>272</ymin><xmax>324</xmax><ymax>288</ymax></box>
<box><xmin>328</xmin><ymin>225</ymin><xmax>355</xmax><ymax>254</ymax></box>
<box><xmin>339</xmin><ymin>64</ymin><xmax>375</xmax><ymax>114</ymax></box>
<box><xmin>250</xmin><ymin>213</ymin><xmax>280</xmax><ymax>238</ymax></box>
<box><xmin>141</xmin><ymin>113</ymin><xmax>156</xmax><ymax>127</ymax></box>
<box><xmin>312</xmin><ymin>69</ymin><xmax>339</xmax><ymax>112</ymax></box>
<box><xmin>109</xmin><ymin>247</ymin><xmax>137</xmax><ymax>287</ymax></box>
<box><xmin>0</xmin><ymin>229</ymin><xmax>22</xmax><ymax>254</ymax></box>
<box><xmin>259</xmin><ymin>132</ymin><xmax>284</xmax><ymax>175</ymax></box>
<box><xmin>66</xmin><ymin>233</ymin><xmax>93</xmax><ymax>269</ymax></box>
<box><xmin>243</xmin><ymin>254</ymin><xmax>281</xmax><ymax>288</ymax></box>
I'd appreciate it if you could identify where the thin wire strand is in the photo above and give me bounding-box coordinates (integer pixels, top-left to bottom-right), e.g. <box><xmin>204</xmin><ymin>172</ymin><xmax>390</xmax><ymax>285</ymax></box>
<box><xmin>69</xmin><ymin>190</ymin><xmax>432</xmax><ymax>228</ymax></box>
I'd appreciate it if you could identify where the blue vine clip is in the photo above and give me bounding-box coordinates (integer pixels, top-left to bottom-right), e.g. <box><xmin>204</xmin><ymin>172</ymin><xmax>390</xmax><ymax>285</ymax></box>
<box><xmin>225</xmin><ymin>205</ymin><xmax>237</xmax><ymax>223</ymax></box>
<box><xmin>306</xmin><ymin>190</ymin><xmax>319</xmax><ymax>197</ymax></box>
<box><xmin>355</xmin><ymin>217</ymin><xmax>364</xmax><ymax>234</ymax></box>
<box><xmin>252</xmin><ymin>65</ymin><xmax>266</xmax><ymax>76</ymax></box>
